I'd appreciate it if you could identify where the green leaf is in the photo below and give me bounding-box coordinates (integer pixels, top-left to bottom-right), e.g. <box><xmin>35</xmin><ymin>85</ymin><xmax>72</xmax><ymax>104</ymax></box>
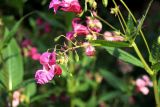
<box><xmin>75</xmin><ymin>51</ymin><xmax>79</xmax><ymax>62</ymax></box>
<box><xmin>104</xmin><ymin>47</ymin><xmax>144</xmax><ymax>68</ymax></box>
<box><xmin>86</xmin><ymin>96</ymin><xmax>97</xmax><ymax>107</ymax></box>
<box><xmin>126</xmin><ymin>14</ymin><xmax>136</xmax><ymax>40</ymax></box>
<box><xmin>0</xmin><ymin>39</ymin><xmax>24</xmax><ymax>91</ymax></box>
<box><xmin>99</xmin><ymin>91</ymin><xmax>121</xmax><ymax>102</ymax></box>
<box><xmin>31</xmin><ymin>90</ymin><xmax>53</xmax><ymax>103</ymax></box>
<box><xmin>2</xmin><ymin>12</ymin><xmax>35</xmax><ymax>48</ymax></box>
<box><xmin>100</xmin><ymin>69</ymin><xmax>127</xmax><ymax>91</ymax></box>
<box><xmin>72</xmin><ymin>98</ymin><xmax>85</xmax><ymax>107</ymax></box>
<box><xmin>102</xmin><ymin>0</ymin><xmax>108</xmax><ymax>7</ymax></box>
<box><xmin>150</xmin><ymin>43</ymin><xmax>160</xmax><ymax>65</ymax></box>
<box><xmin>24</xmin><ymin>82</ymin><xmax>37</xmax><ymax>101</ymax></box>
<box><xmin>91</xmin><ymin>40</ymin><xmax>130</xmax><ymax>48</ymax></box>
<box><xmin>151</xmin><ymin>62</ymin><xmax>160</xmax><ymax>72</ymax></box>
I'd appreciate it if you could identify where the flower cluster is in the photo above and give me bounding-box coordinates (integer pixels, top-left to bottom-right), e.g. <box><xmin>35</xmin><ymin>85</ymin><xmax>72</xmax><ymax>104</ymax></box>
<box><xmin>35</xmin><ymin>51</ymin><xmax>62</xmax><ymax>84</ymax></box>
<box><xmin>66</xmin><ymin>17</ymin><xmax>102</xmax><ymax>40</ymax></box>
<box><xmin>49</xmin><ymin>0</ymin><xmax>82</xmax><ymax>14</ymax></box>
<box><xmin>135</xmin><ymin>75</ymin><xmax>153</xmax><ymax>95</ymax></box>
<box><xmin>21</xmin><ymin>39</ymin><xmax>41</xmax><ymax>61</ymax></box>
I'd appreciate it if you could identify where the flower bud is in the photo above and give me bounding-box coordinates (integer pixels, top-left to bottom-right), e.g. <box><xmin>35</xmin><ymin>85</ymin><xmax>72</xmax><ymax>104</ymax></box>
<box><xmin>86</xmin><ymin>34</ymin><xmax>97</xmax><ymax>40</ymax></box>
<box><xmin>158</xmin><ymin>36</ymin><xmax>160</xmax><ymax>44</ymax></box>
<box><xmin>85</xmin><ymin>45</ymin><xmax>96</xmax><ymax>56</ymax></box>
<box><xmin>86</xmin><ymin>17</ymin><xmax>102</xmax><ymax>33</ymax></box>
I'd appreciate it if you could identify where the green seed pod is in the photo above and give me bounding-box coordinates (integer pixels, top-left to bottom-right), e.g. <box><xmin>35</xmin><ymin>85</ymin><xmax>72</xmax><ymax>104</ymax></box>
<box><xmin>102</xmin><ymin>0</ymin><xmax>108</xmax><ymax>7</ymax></box>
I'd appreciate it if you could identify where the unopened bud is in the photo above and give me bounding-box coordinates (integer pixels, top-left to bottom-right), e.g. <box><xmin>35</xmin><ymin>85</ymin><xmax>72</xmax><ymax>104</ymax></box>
<box><xmin>86</xmin><ymin>34</ymin><xmax>97</xmax><ymax>40</ymax></box>
<box><xmin>85</xmin><ymin>45</ymin><xmax>96</xmax><ymax>56</ymax></box>
<box><xmin>157</xmin><ymin>36</ymin><xmax>160</xmax><ymax>44</ymax></box>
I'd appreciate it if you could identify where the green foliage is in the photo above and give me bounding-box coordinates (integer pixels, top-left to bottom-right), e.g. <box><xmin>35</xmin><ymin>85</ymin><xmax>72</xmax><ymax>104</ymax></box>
<box><xmin>91</xmin><ymin>40</ymin><xmax>130</xmax><ymax>47</ymax></box>
<box><xmin>150</xmin><ymin>43</ymin><xmax>160</xmax><ymax>72</ymax></box>
<box><xmin>126</xmin><ymin>14</ymin><xmax>136</xmax><ymax>41</ymax></box>
<box><xmin>100</xmin><ymin>69</ymin><xmax>127</xmax><ymax>91</ymax></box>
<box><xmin>75</xmin><ymin>51</ymin><xmax>79</xmax><ymax>62</ymax></box>
<box><xmin>98</xmin><ymin>91</ymin><xmax>121</xmax><ymax>102</ymax></box>
<box><xmin>0</xmin><ymin>39</ymin><xmax>24</xmax><ymax>91</ymax></box>
<box><xmin>24</xmin><ymin>82</ymin><xmax>37</xmax><ymax>103</ymax></box>
<box><xmin>104</xmin><ymin>47</ymin><xmax>144</xmax><ymax>68</ymax></box>
<box><xmin>2</xmin><ymin>12</ymin><xmax>33</xmax><ymax>49</ymax></box>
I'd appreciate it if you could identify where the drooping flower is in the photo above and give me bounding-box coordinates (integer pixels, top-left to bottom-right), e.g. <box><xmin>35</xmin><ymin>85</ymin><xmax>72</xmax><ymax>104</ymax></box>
<box><xmin>40</xmin><ymin>52</ymin><xmax>56</xmax><ymax>66</ymax></box>
<box><xmin>49</xmin><ymin>0</ymin><xmax>62</xmax><ymax>13</ymax></box>
<box><xmin>61</xmin><ymin>0</ymin><xmax>82</xmax><ymax>13</ymax></box>
<box><xmin>83</xmin><ymin>43</ymin><xmax>95</xmax><ymax>56</ymax></box>
<box><xmin>35</xmin><ymin>65</ymin><xmax>55</xmax><ymax>84</ymax></box>
<box><xmin>72</xmin><ymin>18</ymin><xmax>89</xmax><ymax>36</ymax></box>
<box><xmin>86</xmin><ymin>17</ymin><xmax>102</xmax><ymax>33</ymax></box>
<box><xmin>66</xmin><ymin>31</ymin><xmax>75</xmax><ymax>40</ymax></box>
<box><xmin>35</xmin><ymin>51</ymin><xmax>62</xmax><ymax>84</ymax></box>
<box><xmin>49</xmin><ymin>0</ymin><xmax>82</xmax><ymax>14</ymax></box>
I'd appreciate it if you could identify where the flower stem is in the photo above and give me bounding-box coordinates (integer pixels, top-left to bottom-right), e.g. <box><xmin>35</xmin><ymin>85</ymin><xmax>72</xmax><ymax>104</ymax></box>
<box><xmin>132</xmin><ymin>42</ymin><xmax>153</xmax><ymax>75</ymax></box>
<box><xmin>152</xmin><ymin>73</ymin><xmax>160</xmax><ymax>107</ymax></box>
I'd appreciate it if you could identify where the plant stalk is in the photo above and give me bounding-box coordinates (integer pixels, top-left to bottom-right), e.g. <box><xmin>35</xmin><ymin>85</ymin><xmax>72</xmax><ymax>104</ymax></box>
<box><xmin>152</xmin><ymin>73</ymin><xmax>160</xmax><ymax>107</ymax></box>
<box><xmin>132</xmin><ymin>42</ymin><xmax>153</xmax><ymax>75</ymax></box>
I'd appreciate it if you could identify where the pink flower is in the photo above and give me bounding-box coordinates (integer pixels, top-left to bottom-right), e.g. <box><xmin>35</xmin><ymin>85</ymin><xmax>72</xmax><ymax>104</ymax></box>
<box><xmin>86</xmin><ymin>17</ymin><xmax>102</xmax><ymax>33</ymax></box>
<box><xmin>72</xmin><ymin>18</ymin><xmax>89</xmax><ymax>35</ymax></box>
<box><xmin>139</xmin><ymin>86</ymin><xmax>149</xmax><ymax>95</ymax></box>
<box><xmin>135</xmin><ymin>75</ymin><xmax>152</xmax><ymax>95</ymax></box>
<box><xmin>142</xmin><ymin>75</ymin><xmax>153</xmax><ymax>87</ymax></box>
<box><xmin>12</xmin><ymin>91</ymin><xmax>21</xmax><ymax>107</ymax></box>
<box><xmin>35</xmin><ymin>65</ymin><xmax>55</xmax><ymax>84</ymax></box>
<box><xmin>136</xmin><ymin>78</ymin><xmax>146</xmax><ymax>88</ymax></box>
<box><xmin>85</xmin><ymin>45</ymin><xmax>96</xmax><ymax>56</ymax></box>
<box><xmin>28</xmin><ymin>47</ymin><xmax>38</xmax><ymax>56</ymax></box>
<box><xmin>28</xmin><ymin>47</ymin><xmax>41</xmax><ymax>61</ymax></box>
<box><xmin>32</xmin><ymin>53</ymin><xmax>41</xmax><ymax>60</ymax></box>
<box><xmin>103</xmin><ymin>31</ymin><xmax>125</xmax><ymax>41</ymax></box>
<box><xmin>66</xmin><ymin>31</ymin><xmax>75</xmax><ymax>40</ymax></box>
<box><xmin>35</xmin><ymin>51</ymin><xmax>63</xmax><ymax>84</ymax></box>
<box><xmin>40</xmin><ymin>52</ymin><xmax>56</xmax><ymax>66</ymax></box>
<box><xmin>49</xmin><ymin>0</ymin><xmax>82</xmax><ymax>14</ymax></box>
<box><xmin>54</xmin><ymin>64</ymin><xmax>62</xmax><ymax>75</ymax></box>
<box><xmin>49</xmin><ymin>0</ymin><xmax>62</xmax><ymax>13</ymax></box>
<box><xmin>61</xmin><ymin>0</ymin><xmax>82</xmax><ymax>13</ymax></box>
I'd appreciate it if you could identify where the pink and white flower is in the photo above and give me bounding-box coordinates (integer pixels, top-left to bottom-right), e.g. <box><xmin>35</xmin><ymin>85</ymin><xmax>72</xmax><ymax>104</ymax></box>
<box><xmin>135</xmin><ymin>75</ymin><xmax>152</xmax><ymax>95</ymax></box>
<box><xmin>72</xmin><ymin>18</ymin><xmax>89</xmax><ymax>36</ymax></box>
<box><xmin>86</xmin><ymin>17</ymin><xmax>102</xmax><ymax>33</ymax></box>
